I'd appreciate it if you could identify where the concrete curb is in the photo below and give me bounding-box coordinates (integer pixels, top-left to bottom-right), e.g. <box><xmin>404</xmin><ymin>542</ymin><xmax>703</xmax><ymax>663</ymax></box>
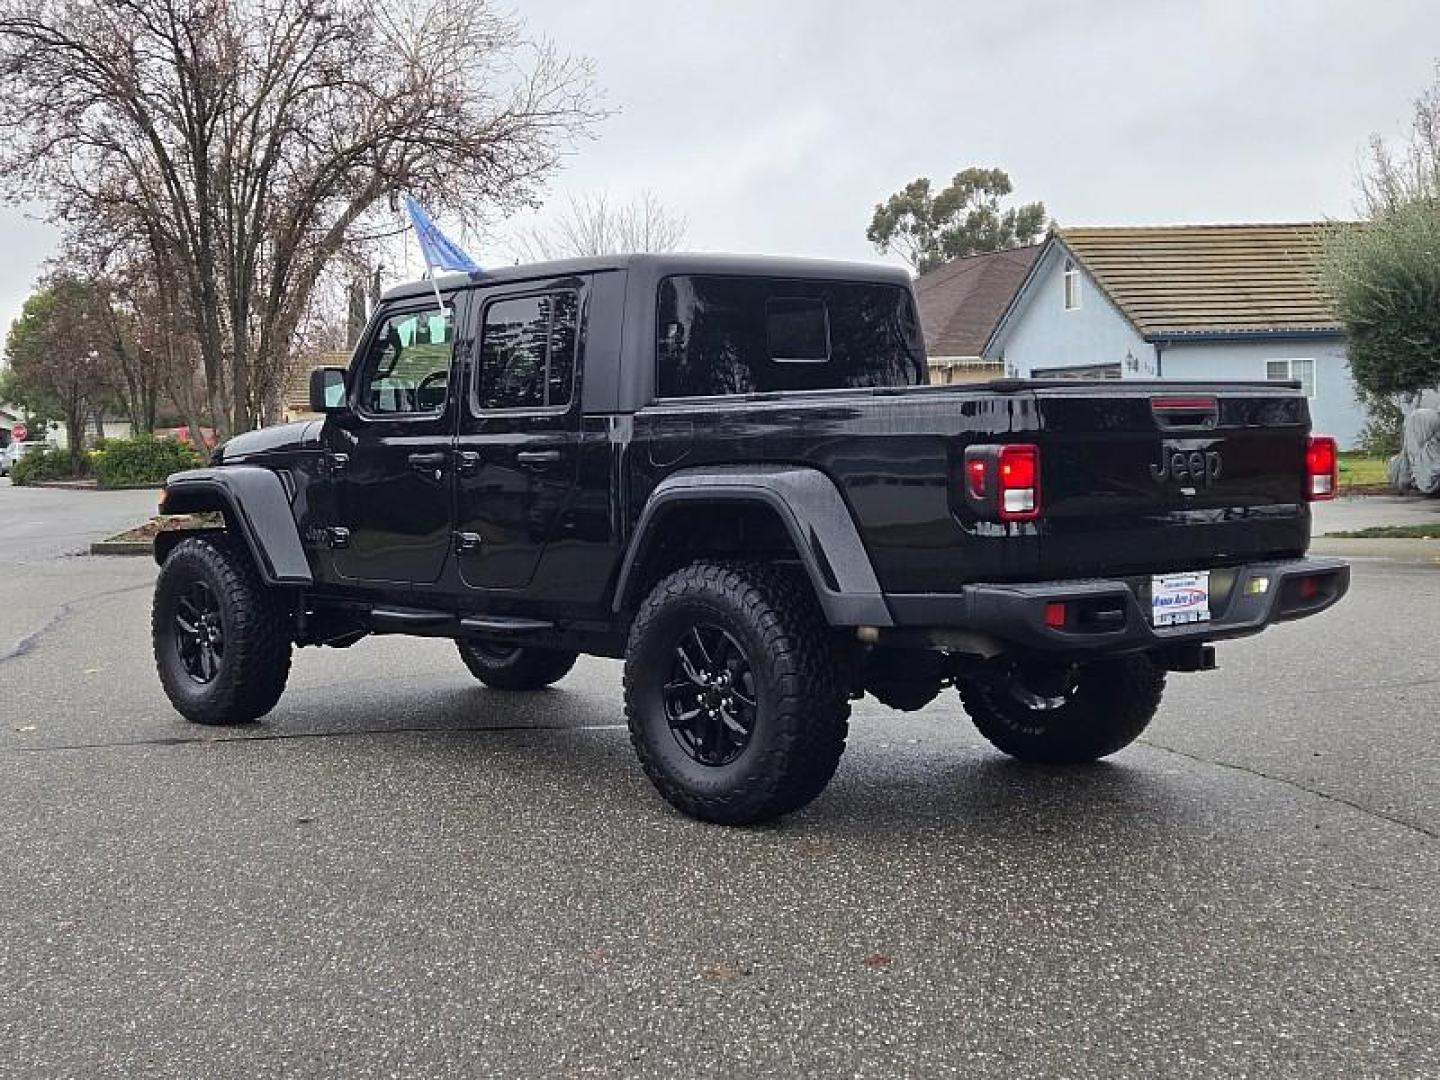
<box><xmin>89</xmin><ymin>539</ymin><xmax>153</xmax><ymax>557</ymax></box>
<box><xmin>32</xmin><ymin>481</ymin><xmax>162</xmax><ymax>492</ymax></box>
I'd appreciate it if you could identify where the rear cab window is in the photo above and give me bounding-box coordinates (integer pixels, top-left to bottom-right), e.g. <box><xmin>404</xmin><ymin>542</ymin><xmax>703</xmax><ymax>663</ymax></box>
<box><xmin>656</xmin><ymin>275</ymin><xmax>925</xmax><ymax>398</ymax></box>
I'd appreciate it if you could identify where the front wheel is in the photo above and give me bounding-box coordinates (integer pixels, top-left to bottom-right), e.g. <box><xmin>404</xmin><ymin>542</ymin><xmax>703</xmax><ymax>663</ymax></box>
<box><xmin>958</xmin><ymin>654</ymin><xmax>1165</xmax><ymax>764</ymax></box>
<box><xmin>152</xmin><ymin>536</ymin><xmax>293</xmax><ymax>725</ymax></box>
<box><xmin>623</xmin><ymin>561</ymin><xmax>850</xmax><ymax>825</ymax></box>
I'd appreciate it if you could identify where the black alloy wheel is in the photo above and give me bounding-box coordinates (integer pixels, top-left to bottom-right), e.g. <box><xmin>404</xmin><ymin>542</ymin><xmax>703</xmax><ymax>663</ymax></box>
<box><xmin>623</xmin><ymin>561</ymin><xmax>851</xmax><ymax>825</ymax></box>
<box><xmin>152</xmin><ymin>535</ymin><xmax>293</xmax><ymax>725</ymax></box>
<box><xmin>173</xmin><ymin>579</ymin><xmax>225</xmax><ymax>684</ymax></box>
<box><xmin>663</xmin><ymin>623</ymin><xmax>759</xmax><ymax>767</ymax></box>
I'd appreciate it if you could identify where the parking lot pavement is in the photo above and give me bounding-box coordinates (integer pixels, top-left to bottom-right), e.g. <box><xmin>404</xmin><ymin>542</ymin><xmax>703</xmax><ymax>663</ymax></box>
<box><xmin>1312</xmin><ymin>493</ymin><xmax>1440</xmax><ymax>533</ymax></box>
<box><xmin>1</xmin><ymin>495</ymin><xmax>1437</xmax><ymax>1078</ymax></box>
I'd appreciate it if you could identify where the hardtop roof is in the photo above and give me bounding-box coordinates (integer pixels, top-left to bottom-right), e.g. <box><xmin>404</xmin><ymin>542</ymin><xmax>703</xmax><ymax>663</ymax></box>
<box><xmin>381</xmin><ymin>252</ymin><xmax>914</xmax><ymax>303</ymax></box>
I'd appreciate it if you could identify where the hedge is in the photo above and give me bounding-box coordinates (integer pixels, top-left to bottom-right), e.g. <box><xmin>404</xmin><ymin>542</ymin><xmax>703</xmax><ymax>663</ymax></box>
<box><xmin>9</xmin><ymin>446</ymin><xmax>82</xmax><ymax>486</ymax></box>
<box><xmin>91</xmin><ymin>436</ymin><xmax>206</xmax><ymax>489</ymax></box>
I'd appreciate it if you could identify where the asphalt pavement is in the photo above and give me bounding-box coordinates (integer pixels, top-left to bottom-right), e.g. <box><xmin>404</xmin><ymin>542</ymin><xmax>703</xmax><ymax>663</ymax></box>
<box><xmin>1</xmin><ymin>483</ymin><xmax>1437</xmax><ymax>1078</ymax></box>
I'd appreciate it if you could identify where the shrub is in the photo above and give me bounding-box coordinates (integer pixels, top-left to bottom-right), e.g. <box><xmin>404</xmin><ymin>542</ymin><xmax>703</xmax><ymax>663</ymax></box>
<box><xmin>9</xmin><ymin>445</ymin><xmax>83</xmax><ymax>485</ymax></box>
<box><xmin>1348</xmin><ymin>388</ymin><xmax>1405</xmax><ymax>458</ymax></box>
<box><xmin>91</xmin><ymin>435</ymin><xmax>205</xmax><ymax>489</ymax></box>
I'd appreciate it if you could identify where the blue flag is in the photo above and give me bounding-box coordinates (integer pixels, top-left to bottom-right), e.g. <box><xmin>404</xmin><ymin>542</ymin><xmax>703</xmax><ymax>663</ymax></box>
<box><xmin>404</xmin><ymin>196</ymin><xmax>481</xmax><ymax>275</ymax></box>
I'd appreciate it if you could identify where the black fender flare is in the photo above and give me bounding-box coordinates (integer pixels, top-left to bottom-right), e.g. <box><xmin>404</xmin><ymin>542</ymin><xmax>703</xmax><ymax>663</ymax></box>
<box><xmin>154</xmin><ymin>467</ymin><xmax>312</xmax><ymax>586</ymax></box>
<box><xmin>613</xmin><ymin>465</ymin><xmax>892</xmax><ymax>627</ymax></box>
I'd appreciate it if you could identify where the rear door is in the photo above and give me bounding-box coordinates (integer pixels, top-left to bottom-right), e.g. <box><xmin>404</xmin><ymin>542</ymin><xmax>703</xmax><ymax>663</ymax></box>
<box><xmin>1032</xmin><ymin>384</ymin><xmax>1311</xmax><ymax>577</ymax></box>
<box><xmin>452</xmin><ymin>279</ymin><xmax>585</xmax><ymax>592</ymax></box>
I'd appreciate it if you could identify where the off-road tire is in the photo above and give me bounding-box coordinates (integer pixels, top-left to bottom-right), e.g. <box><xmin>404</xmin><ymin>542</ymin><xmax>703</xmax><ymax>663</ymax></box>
<box><xmin>623</xmin><ymin>561</ymin><xmax>850</xmax><ymax>825</ymax></box>
<box><xmin>958</xmin><ymin>654</ymin><xmax>1165</xmax><ymax>764</ymax></box>
<box><xmin>456</xmin><ymin>641</ymin><xmax>578</xmax><ymax>690</ymax></box>
<box><xmin>152</xmin><ymin>535</ymin><xmax>293</xmax><ymax>725</ymax></box>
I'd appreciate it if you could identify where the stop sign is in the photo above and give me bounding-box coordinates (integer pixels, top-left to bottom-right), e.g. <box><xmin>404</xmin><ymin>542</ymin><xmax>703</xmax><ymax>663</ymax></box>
<box><xmin>11</xmin><ymin>422</ymin><xmax>26</xmax><ymax>442</ymax></box>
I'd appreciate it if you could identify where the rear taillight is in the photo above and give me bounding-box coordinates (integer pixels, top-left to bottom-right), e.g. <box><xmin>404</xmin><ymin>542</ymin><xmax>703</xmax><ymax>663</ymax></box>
<box><xmin>998</xmin><ymin>444</ymin><xmax>1040</xmax><ymax>520</ymax></box>
<box><xmin>961</xmin><ymin>443</ymin><xmax>1042</xmax><ymax>522</ymax></box>
<box><xmin>1306</xmin><ymin>435</ymin><xmax>1337</xmax><ymax>501</ymax></box>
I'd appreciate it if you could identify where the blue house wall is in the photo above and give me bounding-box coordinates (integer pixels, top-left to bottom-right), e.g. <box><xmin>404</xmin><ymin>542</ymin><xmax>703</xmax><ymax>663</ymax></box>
<box><xmin>991</xmin><ymin>244</ymin><xmax>1153</xmax><ymax>378</ymax></box>
<box><xmin>987</xmin><ymin>241</ymin><xmax>1366</xmax><ymax>447</ymax></box>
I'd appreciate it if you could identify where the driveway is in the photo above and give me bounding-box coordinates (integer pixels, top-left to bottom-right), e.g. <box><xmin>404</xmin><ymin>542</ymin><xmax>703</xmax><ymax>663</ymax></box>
<box><xmin>0</xmin><ymin>486</ymin><xmax>1436</xmax><ymax>1078</ymax></box>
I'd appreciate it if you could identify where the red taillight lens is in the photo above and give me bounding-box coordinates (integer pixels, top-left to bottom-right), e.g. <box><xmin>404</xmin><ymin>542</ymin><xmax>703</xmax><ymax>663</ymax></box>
<box><xmin>998</xmin><ymin>444</ymin><xmax>1040</xmax><ymax>520</ymax></box>
<box><xmin>1306</xmin><ymin>435</ymin><xmax>1338</xmax><ymax>501</ymax></box>
<box><xmin>1044</xmin><ymin>602</ymin><xmax>1067</xmax><ymax>628</ymax></box>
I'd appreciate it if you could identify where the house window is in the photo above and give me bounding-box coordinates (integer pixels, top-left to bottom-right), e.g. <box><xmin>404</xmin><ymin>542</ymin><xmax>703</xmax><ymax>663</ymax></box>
<box><xmin>1063</xmin><ymin>259</ymin><xmax>1080</xmax><ymax>311</ymax></box>
<box><xmin>1266</xmin><ymin>358</ymin><xmax>1316</xmax><ymax>398</ymax></box>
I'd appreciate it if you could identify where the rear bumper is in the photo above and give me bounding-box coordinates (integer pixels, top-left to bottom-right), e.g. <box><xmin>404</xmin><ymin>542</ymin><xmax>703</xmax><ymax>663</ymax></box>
<box><xmin>885</xmin><ymin>557</ymin><xmax>1349</xmax><ymax>653</ymax></box>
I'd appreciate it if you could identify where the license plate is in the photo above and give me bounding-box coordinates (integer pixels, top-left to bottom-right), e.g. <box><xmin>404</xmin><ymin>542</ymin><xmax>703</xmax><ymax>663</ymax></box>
<box><xmin>1151</xmin><ymin>571</ymin><xmax>1211</xmax><ymax>627</ymax></box>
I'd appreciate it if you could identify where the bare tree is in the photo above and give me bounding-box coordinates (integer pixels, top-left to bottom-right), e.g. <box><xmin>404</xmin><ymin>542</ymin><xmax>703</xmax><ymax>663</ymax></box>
<box><xmin>0</xmin><ymin>0</ymin><xmax>602</xmax><ymax>437</ymax></box>
<box><xmin>513</xmin><ymin>190</ymin><xmax>687</xmax><ymax>261</ymax></box>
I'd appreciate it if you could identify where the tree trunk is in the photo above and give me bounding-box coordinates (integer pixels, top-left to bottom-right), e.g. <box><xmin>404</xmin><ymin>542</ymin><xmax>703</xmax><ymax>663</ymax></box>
<box><xmin>65</xmin><ymin>412</ymin><xmax>85</xmax><ymax>475</ymax></box>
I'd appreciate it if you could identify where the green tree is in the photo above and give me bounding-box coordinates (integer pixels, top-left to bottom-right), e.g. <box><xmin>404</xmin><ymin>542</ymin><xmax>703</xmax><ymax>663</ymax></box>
<box><xmin>5</xmin><ymin>279</ymin><xmax>112</xmax><ymax>473</ymax></box>
<box><xmin>1323</xmin><ymin>70</ymin><xmax>1440</xmax><ymax>414</ymax></box>
<box><xmin>867</xmin><ymin>167</ymin><xmax>1048</xmax><ymax>274</ymax></box>
<box><xmin>1325</xmin><ymin>200</ymin><xmax>1440</xmax><ymax>401</ymax></box>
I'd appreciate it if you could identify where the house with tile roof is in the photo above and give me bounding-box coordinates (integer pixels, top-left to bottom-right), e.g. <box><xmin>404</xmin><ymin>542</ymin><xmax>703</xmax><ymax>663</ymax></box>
<box><xmin>914</xmin><ymin>245</ymin><xmax>1040</xmax><ymax>384</ymax></box>
<box><xmin>983</xmin><ymin>223</ymin><xmax>1363</xmax><ymax>446</ymax></box>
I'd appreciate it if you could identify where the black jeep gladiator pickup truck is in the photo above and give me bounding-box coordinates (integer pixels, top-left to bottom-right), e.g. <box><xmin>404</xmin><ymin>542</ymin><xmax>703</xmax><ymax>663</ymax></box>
<box><xmin>151</xmin><ymin>253</ymin><xmax>1349</xmax><ymax>824</ymax></box>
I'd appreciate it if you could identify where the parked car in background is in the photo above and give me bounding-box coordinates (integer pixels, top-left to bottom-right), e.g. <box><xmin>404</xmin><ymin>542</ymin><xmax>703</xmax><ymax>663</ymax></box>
<box><xmin>0</xmin><ymin>439</ymin><xmax>39</xmax><ymax>477</ymax></box>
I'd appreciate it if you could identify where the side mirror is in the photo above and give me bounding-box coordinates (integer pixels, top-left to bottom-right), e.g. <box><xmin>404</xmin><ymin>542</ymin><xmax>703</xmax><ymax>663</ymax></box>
<box><xmin>309</xmin><ymin>367</ymin><xmax>348</xmax><ymax>414</ymax></box>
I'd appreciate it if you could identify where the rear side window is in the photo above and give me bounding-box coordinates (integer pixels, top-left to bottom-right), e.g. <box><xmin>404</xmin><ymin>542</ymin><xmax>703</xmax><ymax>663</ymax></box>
<box><xmin>656</xmin><ymin>276</ymin><xmax>924</xmax><ymax>398</ymax></box>
<box><xmin>477</xmin><ymin>291</ymin><xmax>579</xmax><ymax>411</ymax></box>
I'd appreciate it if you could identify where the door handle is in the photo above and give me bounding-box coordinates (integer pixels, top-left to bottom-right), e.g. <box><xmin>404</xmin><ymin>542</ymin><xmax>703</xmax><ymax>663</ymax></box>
<box><xmin>456</xmin><ymin>450</ymin><xmax>482</xmax><ymax>475</ymax></box>
<box><xmin>407</xmin><ymin>451</ymin><xmax>448</xmax><ymax>473</ymax></box>
<box><xmin>515</xmin><ymin>449</ymin><xmax>562</xmax><ymax>466</ymax></box>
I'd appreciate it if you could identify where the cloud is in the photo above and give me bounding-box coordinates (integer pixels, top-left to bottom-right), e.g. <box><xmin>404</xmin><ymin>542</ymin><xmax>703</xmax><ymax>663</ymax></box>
<box><xmin>3</xmin><ymin>0</ymin><xmax>1437</xmax><ymax>335</ymax></box>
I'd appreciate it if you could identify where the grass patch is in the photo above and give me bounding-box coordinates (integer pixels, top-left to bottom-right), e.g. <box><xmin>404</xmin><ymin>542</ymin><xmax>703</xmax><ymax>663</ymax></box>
<box><xmin>1324</xmin><ymin>524</ymin><xmax>1440</xmax><ymax>540</ymax></box>
<box><xmin>1337</xmin><ymin>453</ymin><xmax>1389</xmax><ymax>492</ymax></box>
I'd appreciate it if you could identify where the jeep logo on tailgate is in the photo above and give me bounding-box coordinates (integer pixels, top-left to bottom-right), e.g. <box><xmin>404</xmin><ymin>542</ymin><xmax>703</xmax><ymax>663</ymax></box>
<box><xmin>1149</xmin><ymin>444</ymin><xmax>1222</xmax><ymax>487</ymax></box>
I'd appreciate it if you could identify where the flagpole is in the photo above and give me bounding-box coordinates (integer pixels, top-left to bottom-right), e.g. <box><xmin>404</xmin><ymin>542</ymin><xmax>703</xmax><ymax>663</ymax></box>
<box><xmin>425</xmin><ymin>265</ymin><xmax>447</xmax><ymax>321</ymax></box>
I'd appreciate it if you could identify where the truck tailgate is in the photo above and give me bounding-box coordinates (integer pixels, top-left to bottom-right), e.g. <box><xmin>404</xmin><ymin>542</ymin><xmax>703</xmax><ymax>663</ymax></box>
<box><xmin>1032</xmin><ymin>384</ymin><xmax>1311</xmax><ymax>577</ymax></box>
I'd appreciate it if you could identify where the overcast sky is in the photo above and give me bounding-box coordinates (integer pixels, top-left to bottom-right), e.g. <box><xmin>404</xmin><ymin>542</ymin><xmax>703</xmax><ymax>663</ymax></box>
<box><xmin>1</xmin><ymin>0</ymin><xmax>1436</xmax><ymax>332</ymax></box>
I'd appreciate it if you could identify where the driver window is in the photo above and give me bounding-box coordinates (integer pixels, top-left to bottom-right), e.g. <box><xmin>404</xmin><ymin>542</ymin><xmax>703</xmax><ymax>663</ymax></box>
<box><xmin>357</xmin><ymin>305</ymin><xmax>455</xmax><ymax>416</ymax></box>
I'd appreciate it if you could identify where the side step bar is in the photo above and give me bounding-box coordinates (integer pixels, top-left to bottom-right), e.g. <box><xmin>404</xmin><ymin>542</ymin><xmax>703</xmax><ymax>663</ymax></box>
<box><xmin>367</xmin><ymin>607</ymin><xmax>555</xmax><ymax>639</ymax></box>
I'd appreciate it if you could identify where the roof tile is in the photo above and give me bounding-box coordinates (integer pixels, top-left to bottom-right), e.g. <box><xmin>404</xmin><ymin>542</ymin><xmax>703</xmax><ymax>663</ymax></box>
<box><xmin>1059</xmin><ymin>223</ymin><xmax>1343</xmax><ymax>336</ymax></box>
<box><xmin>915</xmin><ymin>245</ymin><xmax>1041</xmax><ymax>357</ymax></box>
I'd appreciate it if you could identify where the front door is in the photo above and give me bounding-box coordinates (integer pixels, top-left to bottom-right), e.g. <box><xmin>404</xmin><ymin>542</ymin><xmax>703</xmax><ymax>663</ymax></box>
<box><xmin>453</xmin><ymin>282</ymin><xmax>584</xmax><ymax>591</ymax></box>
<box><xmin>322</xmin><ymin>295</ymin><xmax>462</xmax><ymax>585</ymax></box>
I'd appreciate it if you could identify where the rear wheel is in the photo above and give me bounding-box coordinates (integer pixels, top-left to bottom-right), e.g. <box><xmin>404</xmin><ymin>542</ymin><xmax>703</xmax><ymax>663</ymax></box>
<box><xmin>152</xmin><ymin>536</ymin><xmax>293</xmax><ymax>725</ymax></box>
<box><xmin>456</xmin><ymin>640</ymin><xmax>578</xmax><ymax>691</ymax></box>
<box><xmin>958</xmin><ymin>654</ymin><xmax>1165</xmax><ymax>764</ymax></box>
<box><xmin>623</xmin><ymin>561</ymin><xmax>850</xmax><ymax>825</ymax></box>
